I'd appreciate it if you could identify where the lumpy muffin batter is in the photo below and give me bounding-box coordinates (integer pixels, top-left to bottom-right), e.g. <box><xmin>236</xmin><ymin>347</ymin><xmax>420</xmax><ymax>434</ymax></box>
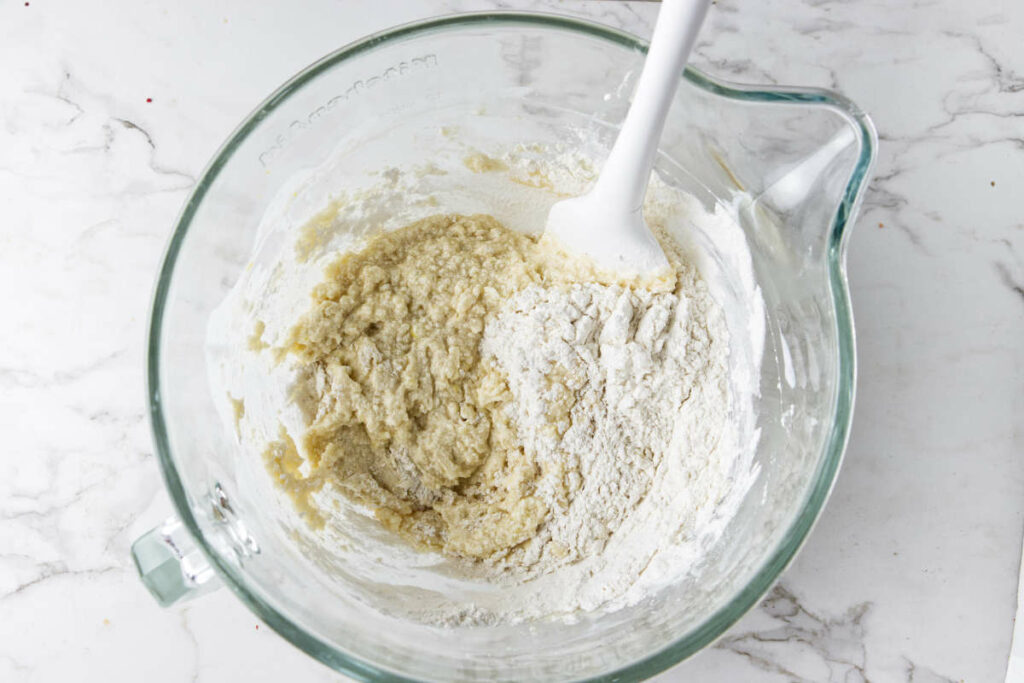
<box><xmin>271</xmin><ymin>214</ymin><xmax>581</xmax><ymax>558</ymax></box>
<box><xmin>210</xmin><ymin>145</ymin><xmax>764</xmax><ymax>623</ymax></box>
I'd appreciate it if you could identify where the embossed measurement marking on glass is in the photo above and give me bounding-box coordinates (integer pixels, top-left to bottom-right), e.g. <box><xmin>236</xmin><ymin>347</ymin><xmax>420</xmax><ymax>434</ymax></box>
<box><xmin>258</xmin><ymin>54</ymin><xmax>439</xmax><ymax>168</ymax></box>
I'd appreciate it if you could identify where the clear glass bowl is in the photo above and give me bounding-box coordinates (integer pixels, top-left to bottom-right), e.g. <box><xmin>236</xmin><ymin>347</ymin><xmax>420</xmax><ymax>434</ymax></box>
<box><xmin>134</xmin><ymin>12</ymin><xmax>876</xmax><ymax>681</ymax></box>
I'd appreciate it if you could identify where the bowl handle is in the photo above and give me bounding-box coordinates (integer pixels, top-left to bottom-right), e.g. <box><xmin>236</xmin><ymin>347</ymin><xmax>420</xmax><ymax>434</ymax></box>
<box><xmin>131</xmin><ymin>516</ymin><xmax>221</xmax><ymax>606</ymax></box>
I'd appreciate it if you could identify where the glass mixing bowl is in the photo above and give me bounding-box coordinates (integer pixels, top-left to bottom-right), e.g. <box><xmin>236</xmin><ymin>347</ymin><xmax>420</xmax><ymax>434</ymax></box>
<box><xmin>132</xmin><ymin>12</ymin><xmax>876</xmax><ymax>681</ymax></box>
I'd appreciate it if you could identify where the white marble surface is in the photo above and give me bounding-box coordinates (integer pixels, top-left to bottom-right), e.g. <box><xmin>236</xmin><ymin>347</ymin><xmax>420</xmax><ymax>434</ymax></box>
<box><xmin>1</xmin><ymin>0</ymin><xmax>1022</xmax><ymax>680</ymax></box>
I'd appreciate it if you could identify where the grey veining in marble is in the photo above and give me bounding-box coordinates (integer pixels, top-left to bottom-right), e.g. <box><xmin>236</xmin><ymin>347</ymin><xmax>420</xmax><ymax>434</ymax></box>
<box><xmin>0</xmin><ymin>0</ymin><xmax>1021</xmax><ymax>681</ymax></box>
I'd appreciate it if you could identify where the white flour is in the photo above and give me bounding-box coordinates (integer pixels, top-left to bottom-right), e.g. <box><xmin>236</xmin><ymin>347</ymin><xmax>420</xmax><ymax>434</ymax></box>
<box><xmin>481</xmin><ymin>273</ymin><xmax>725</xmax><ymax>569</ymax></box>
<box><xmin>465</xmin><ymin>254</ymin><xmax>738</xmax><ymax>623</ymax></box>
<box><xmin>208</xmin><ymin>141</ymin><xmax>763</xmax><ymax>626</ymax></box>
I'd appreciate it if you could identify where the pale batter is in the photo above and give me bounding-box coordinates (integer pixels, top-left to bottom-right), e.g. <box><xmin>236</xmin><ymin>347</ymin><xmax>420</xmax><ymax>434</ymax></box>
<box><xmin>209</xmin><ymin>143</ymin><xmax>763</xmax><ymax>623</ymax></box>
<box><xmin>270</xmin><ymin>214</ymin><xmax>583</xmax><ymax>558</ymax></box>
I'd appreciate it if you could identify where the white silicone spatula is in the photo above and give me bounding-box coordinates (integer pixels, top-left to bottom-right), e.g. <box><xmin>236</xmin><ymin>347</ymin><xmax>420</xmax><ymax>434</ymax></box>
<box><xmin>545</xmin><ymin>0</ymin><xmax>711</xmax><ymax>276</ymax></box>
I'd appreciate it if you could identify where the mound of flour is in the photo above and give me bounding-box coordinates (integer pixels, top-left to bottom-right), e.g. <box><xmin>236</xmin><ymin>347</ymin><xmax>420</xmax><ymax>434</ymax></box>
<box><xmin>473</xmin><ymin>253</ymin><xmax>738</xmax><ymax>599</ymax></box>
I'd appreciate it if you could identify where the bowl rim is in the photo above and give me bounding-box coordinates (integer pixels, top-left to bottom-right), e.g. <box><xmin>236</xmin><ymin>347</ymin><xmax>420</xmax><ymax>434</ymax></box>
<box><xmin>146</xmin><ymin>10</ymin><xmax>876</xmax><ymax>682</ymax></box>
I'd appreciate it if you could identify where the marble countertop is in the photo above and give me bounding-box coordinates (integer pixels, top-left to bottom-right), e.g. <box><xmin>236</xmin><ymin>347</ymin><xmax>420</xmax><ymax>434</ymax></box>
<box><xmin>2</xmin><ymin>0</ymin><xmax>1022</xmax><ymax>680</ymax></box>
